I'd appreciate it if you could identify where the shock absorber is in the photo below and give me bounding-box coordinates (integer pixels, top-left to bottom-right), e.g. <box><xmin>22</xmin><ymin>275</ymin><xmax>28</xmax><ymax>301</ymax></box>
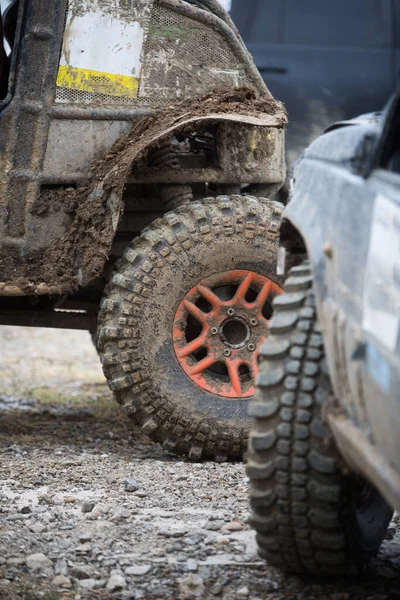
<box><xmin>149</xmin><ymin>140</ymin><xmax>193</xmax><ymax>211</ymax></box>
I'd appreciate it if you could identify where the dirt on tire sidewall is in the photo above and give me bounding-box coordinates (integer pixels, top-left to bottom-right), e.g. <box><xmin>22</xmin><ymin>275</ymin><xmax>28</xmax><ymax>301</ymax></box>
<box><xmin>98</xmin><ymin>195</ymin><xmax>284</xmax><ymax>461</ymax></box>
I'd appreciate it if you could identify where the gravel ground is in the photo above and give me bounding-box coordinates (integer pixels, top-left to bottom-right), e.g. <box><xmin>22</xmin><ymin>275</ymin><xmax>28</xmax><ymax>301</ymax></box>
<box><xmin>1</xmin><ymin>326</ymin><xmax>400</xmax><ymax>600</ymax></box>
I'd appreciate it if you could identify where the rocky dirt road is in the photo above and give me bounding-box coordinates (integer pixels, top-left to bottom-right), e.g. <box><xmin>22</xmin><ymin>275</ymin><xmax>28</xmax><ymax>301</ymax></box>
<box><xmin>1</xmin><ymin>326</ymin><xmax>400</xmax><ymax>600</ymax></box>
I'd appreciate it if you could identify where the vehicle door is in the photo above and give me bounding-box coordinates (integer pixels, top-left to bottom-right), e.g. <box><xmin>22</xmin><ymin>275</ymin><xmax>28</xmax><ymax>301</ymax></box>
<box><xmin>360</xmin><ymin>94</ymin><xmax>400</xmax><ymax>473</ymax></box>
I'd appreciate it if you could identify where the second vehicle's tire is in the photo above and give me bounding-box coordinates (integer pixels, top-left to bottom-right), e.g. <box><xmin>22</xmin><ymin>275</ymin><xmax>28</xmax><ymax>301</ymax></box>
<box><xmin>98</xmin><ymin>195</ymin><xmax>283</xmax><ymax>460</ymax></box>
<box><xmin>247</xmin><ymin>262</ymin><xmax>393</xmax><ymax>574</ymax></box>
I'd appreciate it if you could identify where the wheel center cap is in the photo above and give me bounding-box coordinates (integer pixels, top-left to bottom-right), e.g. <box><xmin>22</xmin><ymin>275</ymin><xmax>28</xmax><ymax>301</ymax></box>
<box><xmin>220</xmin><ymin>317</ymin><xmax>250</xmax><ymax>349</ymax></box>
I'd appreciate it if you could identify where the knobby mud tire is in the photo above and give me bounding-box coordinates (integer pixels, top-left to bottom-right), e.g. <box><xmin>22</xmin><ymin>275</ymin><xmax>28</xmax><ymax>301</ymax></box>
<box><xmin>247</xmin><ymin>261</ymin><xmax>392</xmax><ymax>574</ymax></box>
<box><xmin>97</xmin><ymin>195</ymin><xmax>283</xmax><ymax>461</ymax></box>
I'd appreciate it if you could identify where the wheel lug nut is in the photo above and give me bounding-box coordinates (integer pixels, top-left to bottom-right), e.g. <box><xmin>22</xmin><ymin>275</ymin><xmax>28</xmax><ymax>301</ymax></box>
<box><xmin>227</xmin><ymin>308</ymin><xmax>235</xmax><ymax>316</ymax></box>
<box><xmin>210</xmin><ymin>327</ymin><xmax>218</xmax><ymax>335</ymax></box>
<box><xmin>250</xmin><ymin>318</ymin><xmax>258</xmax><ymax>326</ymax></box>
<box><xmin>248</xmin><ymin>343</ymin><xmax>256</xmax><ymax>352</ymax></box>
<box><xmin>223</xmin><ymin>348</ymin><xmax>231</xmax><ymax>357</ymax></box>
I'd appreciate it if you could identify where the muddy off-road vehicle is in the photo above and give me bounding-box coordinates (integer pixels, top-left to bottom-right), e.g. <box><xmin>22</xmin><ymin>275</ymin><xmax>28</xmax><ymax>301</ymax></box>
<box><xmin>0</xmin><ymin>0</ymin><xmax>287</xmax><ymax>460</ymax></box>
<box><xmin>247</xmin><ymin>92</ymin><xmax>400</xmax><ymax>574</ymax></box>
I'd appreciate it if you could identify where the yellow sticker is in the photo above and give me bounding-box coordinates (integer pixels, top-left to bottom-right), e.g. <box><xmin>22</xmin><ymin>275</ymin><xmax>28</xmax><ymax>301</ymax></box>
<box><xmin>56</xmin><ymin>66</ymin><xmax>140</xmax><ymax>98</ymax></box>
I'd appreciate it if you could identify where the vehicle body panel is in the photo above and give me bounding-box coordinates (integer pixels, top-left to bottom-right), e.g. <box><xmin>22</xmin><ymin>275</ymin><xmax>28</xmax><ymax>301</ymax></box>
<box><xmin>0</xmin><ymin>0</ymin><xmax>286</xmax><ymax>298</ymax></box>
<box><xmin>281</xmin><ymin>101</ymin><xmax>400</xmax><ymax>511</ymax></box>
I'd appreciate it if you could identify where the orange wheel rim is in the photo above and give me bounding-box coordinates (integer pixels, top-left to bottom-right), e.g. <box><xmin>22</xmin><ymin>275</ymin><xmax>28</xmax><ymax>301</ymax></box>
<box><xmin>172</xmin><ymin>270</ymin><xmax>283</xmax><ymax>399</ymax></box>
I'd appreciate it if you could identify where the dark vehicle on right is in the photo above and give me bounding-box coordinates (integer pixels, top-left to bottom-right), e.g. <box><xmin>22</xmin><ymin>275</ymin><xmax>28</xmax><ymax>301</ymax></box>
<box><xmin>247</xmin><ymin>92</ymin><xmax>400</xmax><ymax>574</ymax></box>
<box><xmin>231</xmin><ymin>0</ymin><xmax>397</xmax><ymax>180</ymax></box>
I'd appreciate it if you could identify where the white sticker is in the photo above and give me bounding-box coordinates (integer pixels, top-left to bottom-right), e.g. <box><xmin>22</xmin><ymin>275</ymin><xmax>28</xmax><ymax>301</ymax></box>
<box><xmin>57</xmin><ymin>1</ymin><xmax>146</xmax><ymax>99</ymax></box>
<box><xmin>363</xmin><ymin>194</ymin><xmax>400</xmax><ymax>351</ymax></box>
<box><xmin>60</xmin><ymin>11</ymin><xmax>144</xmax><ymax>77</ymax></box>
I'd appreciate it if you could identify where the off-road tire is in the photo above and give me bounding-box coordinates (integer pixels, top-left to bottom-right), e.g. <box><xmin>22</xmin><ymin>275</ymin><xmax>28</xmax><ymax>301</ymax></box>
<box><xmin>97</xmin><ymin>195</ymin><xmax>283</xmax><ymax>461</ymax></box>
<box><xmin>247</xmin><ymin>261</ymin><xmax>393</xmax><ymax>574</ymax></box>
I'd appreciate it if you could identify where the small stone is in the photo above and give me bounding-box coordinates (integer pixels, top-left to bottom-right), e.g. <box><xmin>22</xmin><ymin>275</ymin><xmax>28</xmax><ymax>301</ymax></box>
<box><xmin>63</xmin><ymin>496</ymin><xmax>76</xmax><ymax>504</ymax></box>
<box><xmin>111</xmin><ymin>508</ymin><xmax>131</xmax><ymax>522</ymax></box>
<box><xmin>215</xmin><ymin>536</ymin><xmax>229</xmax><ymax>544</ymax></box>
<box><xmin>106</xmin><ymin>573</ymin><xmax>126</xmax><ymax>591</ymax></box>
<box><xmin>236</xmin><ymin>587</ymin><xmax>249</xmax><ymax>597</ymax></box>
<box><xmin>38</xmin><ymin>494</ymin><xmax>54</xmax><ymax>506</ymax></box>
<box><xmin>179</xmin><ymin>574</ymin><xmax>205</xmax><ymax>598</ymax></box>
<box><xmin>54</xmin><ymin>558</ymin><xmax>68</xmax><ymax>576</ymax></box>
<box><xmin>210</xmin><ymin>583</ymin><xmax>223</xmax><ymax>596</ymax></box>
<box><xmin>81</xmin><ymin>500</ymin><xmax>95</xmax><ymax>513</ymax></box>
<box><xmin>20</xmin><ymin>506</ymin><xmax>32</xmax><ymax>514</ymax></box>
<box><xmin>103</xmin><ymin>558</ymin><xmax>117</xmax><ymax>567</ymax></box>
<box><xmin>52</xmin><ymin>574</ymin><xmax>72</xmax><ymax>589</ymax></box>
<box><xmin>26</xmin><ymin>553</ymin><xmax>52</xmax><ymax>571</ymax></box>
<box><xmin>159</xmin><ymin>528</ymin><xmax>186</xmax><ymax>538</ymax></box>
<box><xmin>125</xmin><ymin>565</ymin><xmax>151</xmax><ymax>576</ymax></box>
<box><xmin>58</xmin><ymin>523</ymin><xmax>75</xmax><ymax>531</ymax></box>
<box><xmin>134</xmin><ymin>491</ymin><xmax>147</xmax><ymax>498</ymax></box>
<box><xmin>205</xmin><ymin>520</ymin><xmax>225</xmax><ymax>531</ymax></box>
<box><xmin>124</xmin><ymin>479</ymin><xmax>140</xmax><ymax>492</ymax></box>
<box><xmin>187</xmin><ymin>559</ymin><xmax>198</xmax><ymax>572</ymax></box>
<box><xmin>29</xmin><ymin>523</ymin><xmax>46</xmax><ymax>534</ymax></box>
<box><xmin>71</xmin><ymin>566</ymin><xmax>94</xmax><ymax>580</ymax></box>
<box><xmin>221</xmin><ymin>521</ymin><xmax>243</xmax><ymax>533</ymax></box>
<box><xmin>6</xmin><ymin>557</ymin><xmax>25</xmax><ymax>567</ymax></box>
<box><xmin>78</xmin><ymin>579</ymin><xmax>96</xmax><ymax>589</ymax></box>
<box><xmin>106</xmin><ymin>473</ymin><xmax>119</xmax><ymax>484</ymax></box>
<box><xmin>75</xmin><ymin>543</ymin><xmax>92</xmax><ymax>554</ymax></box>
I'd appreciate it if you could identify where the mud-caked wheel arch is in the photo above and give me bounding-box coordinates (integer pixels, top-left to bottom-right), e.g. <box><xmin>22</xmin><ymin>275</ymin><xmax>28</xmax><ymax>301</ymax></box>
<box><xmin>247</xmin><ymin>262</ymin><xmax>393</xmax><ymax>574</ymax></box>
<box><xmin>97</xmin><ymin>195</ymin><xmax>284</xmax><ymax>461</ymax></box>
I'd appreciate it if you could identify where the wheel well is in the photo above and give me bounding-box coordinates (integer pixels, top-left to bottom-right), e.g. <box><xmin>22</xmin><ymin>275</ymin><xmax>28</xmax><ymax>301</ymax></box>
<box><xmin>279</xmin><ymin>217</ymin><xmax>307</xmax><ymax>272</ymax></box>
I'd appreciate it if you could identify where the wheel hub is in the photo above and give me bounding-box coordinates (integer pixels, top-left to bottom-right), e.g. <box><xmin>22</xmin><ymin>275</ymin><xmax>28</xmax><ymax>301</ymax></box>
<box><xmin>220</xmin><ymin>317</ymin><xmax>250</xmax><ymax>349</ymax></box>
<box><xmin>172</xmin><ymin>270</ymin><xmax>283</xmax><ymax>398</ymax></box>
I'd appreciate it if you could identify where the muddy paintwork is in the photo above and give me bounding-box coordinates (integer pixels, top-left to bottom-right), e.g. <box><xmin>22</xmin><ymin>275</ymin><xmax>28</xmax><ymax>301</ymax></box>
<box><xmin>281</xmin><ymin>97</ymin><xmax>400</xmax><ymax>512</ymax></box>
<box><xmin>0</xmin><ymin>0</ymin><xmax>287</xmax><ymax>302</ymax></box>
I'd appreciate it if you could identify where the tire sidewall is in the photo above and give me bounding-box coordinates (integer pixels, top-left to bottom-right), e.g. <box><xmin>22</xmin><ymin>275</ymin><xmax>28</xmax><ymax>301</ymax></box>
<box><xmin>120</xmin><ymin>199</ymin><xmax>283</xmax><ymax>430</ymax></box>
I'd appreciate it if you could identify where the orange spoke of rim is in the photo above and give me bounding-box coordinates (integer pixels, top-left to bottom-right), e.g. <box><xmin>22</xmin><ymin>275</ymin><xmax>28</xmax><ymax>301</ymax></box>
<box><xmin>234</xmin><ymin>272</ymin><xmax>254</xmax><ymax>303</ymax></box>
<box><xmin>196</xmin><ymin>284</ymin><xmax>223</xmax><ymax>310</ymax></box>
<box><xmin>182</xmin><ymin>299</ymin><xmax>208</xmax><ymax>326</ymax></box>
<box><xmin>188</xmin><ymin>355</ymin><xmax>216</xmax><ymax>376</ymax></box>
<box><xmin>248</xmin><ymin>355</ymin><xmax>259</xmax><ymax>386</ymax></box>
<box><xmin>175</xmin><ymin>335</ymin><xmax>208</xmax><ymax>359</ymax></box>
<box><xmin>225</xmin><ymin>359</ymin><xmax>242</xmax><ymax>396</ymax></box>
<box><xmin>255</xmin><ymin>280</ymin><xmax>272</xmax><ymax>311</ymax></box>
